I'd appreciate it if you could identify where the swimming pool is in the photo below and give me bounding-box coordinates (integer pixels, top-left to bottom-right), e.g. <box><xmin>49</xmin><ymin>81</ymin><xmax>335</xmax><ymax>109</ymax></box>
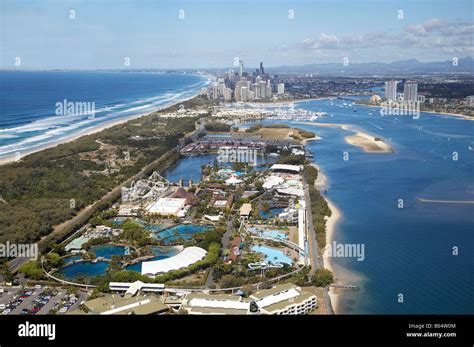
<box><xmin>125</xmin><ymin>246</ymin><xmax>180</xmax><ymax>272</ymax></box>
<box><xmin>250</xmin><ymin>245</ymin><xmax>292</xmax><ymax>265</ymax></box>
<box><xmin>145</xmin><ymin>223</ymin><xmax>173</xmax><ymax>233</ymax></box>
<box><xmin>249</xmin><ymin>227</ymin><xmax>288</xmax><ymax>240</ymax></box>
<box><xmin>90</xmin><ymin>245</ymin><xmax>126</xmax><ymax>259</ymax></box>
<box><xmin>63</xmin><ymin>255</ymin><xmax>82</xmax><ymax>264</ymax></box>
<box><xmin>258</xmin><ymin>208</ymin><xmax>285</xmax><ymax>219</ymax></box>
<box><xmin>57</xmin><ymin>261</ymin><xmax>109</xmax><ymax>280</ymax></box>
<box><xmin>154</xmin><ymin>224</ymin><xmax>211</xmax><ymax>244</ymax></box>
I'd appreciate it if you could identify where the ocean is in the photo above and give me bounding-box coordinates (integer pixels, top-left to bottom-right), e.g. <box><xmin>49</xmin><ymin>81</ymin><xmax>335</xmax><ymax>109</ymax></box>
<box><xmin>0</xmin><ymin>71</ymin><xmax>210</xmax><ymax>159</ymax></box>
<box><xmin>257</xmin><ymin>98</ymin><xmax>474</xmax><ymax>314</ymax></box>
<box><xmin>1</xmin><ymin>71</ymin><xmax>472</xmax><ymax>314</ymax></box>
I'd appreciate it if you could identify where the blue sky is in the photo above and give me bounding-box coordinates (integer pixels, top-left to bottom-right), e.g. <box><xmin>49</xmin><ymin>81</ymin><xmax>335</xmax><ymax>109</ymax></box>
<box><xmin>1</xmin><ymin>0</ymin><xmax>472</xmax><ymax>69</ymax></box>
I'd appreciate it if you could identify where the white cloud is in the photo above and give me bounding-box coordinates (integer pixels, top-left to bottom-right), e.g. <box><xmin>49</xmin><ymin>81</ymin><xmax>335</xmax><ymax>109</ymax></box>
<box><xmin>290</xmin><ymin>19</ymin><xmax>473</xmax><ymax>61</ymax></box>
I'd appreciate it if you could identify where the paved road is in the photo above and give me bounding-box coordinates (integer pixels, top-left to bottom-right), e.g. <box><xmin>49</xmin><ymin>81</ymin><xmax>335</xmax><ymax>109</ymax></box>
<box><xmin>204</xmin><ymin>269</ymin><xmax>214</xmax><ymax>289</ymax></box>
<box><xmin>205</xmin><ymin>217</ymin><xmax>235</xmax><ymax>289</ymax></box>
<box><xmin>0</xmin><ymin>287</ymin><xmax>18</xmax><ymax>305</ymax></box>
<box><xmin>37</xmin><ymin>290</ymin><xmax>66</xmax><ymax>314</ymax></box>
<box><xmin>8</xmin><ymin>257</ymin><xmax>32</xmax><ymax>273</ymax></box>
<box><xmin>323</xmin><ymin>287</ymin><xmax>334</xmax><ymax>314</ymax></box>
<box><xmin>303</xmin><ymin>176</ymin><xmax>320</xmax><ymax>275</ymax></box>
<box><xmin>40</xmin><ymin>149</ymin><xmax>181</xmax><ymax>249</ymax></box>
<box><xmin>1</xmin><ymin>286</ymin><xmax>90</xmax><ymax>315</ymax></box>
<box><xmin>10</xmin><ymin>289</ymin><xmax>38</xmax><ymax>314</ymax></box>
<box><xmin>221</xmin><ymin>218</ymin><xmax>234</xmax><ymax>251</ymax></box>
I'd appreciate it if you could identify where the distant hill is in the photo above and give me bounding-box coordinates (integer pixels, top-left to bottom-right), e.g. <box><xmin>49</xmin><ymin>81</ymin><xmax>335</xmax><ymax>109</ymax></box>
<box><xmin>266</xmin><ymin>58</ymin><xmax>474</xmax><ymax>75</ymax></box>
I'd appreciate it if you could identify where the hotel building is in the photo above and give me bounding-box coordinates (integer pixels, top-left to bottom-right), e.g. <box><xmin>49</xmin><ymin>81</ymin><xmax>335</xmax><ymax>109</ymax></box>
<box><xmin>180</xmin><ymin>283</ymin><xmax>318</xmax><ymax>315</ymax></box>
<box><xmin>384</xmin><ymin>80</ymin><xmax>398</xmax><ymax>101</ymax></box>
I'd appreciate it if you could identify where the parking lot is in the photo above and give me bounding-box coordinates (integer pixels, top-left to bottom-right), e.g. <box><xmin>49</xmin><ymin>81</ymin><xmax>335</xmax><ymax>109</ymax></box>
<box><xmin>0</xmin><ymin>286</ymin><xmax>88</xmax><ymax>315</ymax></box>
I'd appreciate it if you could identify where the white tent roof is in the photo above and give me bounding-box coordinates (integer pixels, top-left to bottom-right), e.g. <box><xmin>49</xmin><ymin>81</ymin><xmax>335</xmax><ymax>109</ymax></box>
<box><xmin>146</xmin><ymin>198</ymin><xmax>186</xmax><ymax>214</ymax></box>
<box><xmin>263</xmin><ymin>176</ymin><xmax>284</xmax><ymax>189</ymax></box>
<box><xmin>271</xmin><ymin>164</ymin><xmax>301</xmax><ymax>173</ymax></box>
<box><xmin>255</xmin><ymin>287</ymin><xmax>300</xmax><ymax>308</ymax></box>
<box><xmin>225</xmin><ymin>175</ymin><xmax>243</xmax><ymax>185</ymax></box>
<box><xmin>188</xmin><ymin>298</ymin><xmax>249</xmax><ymax>310</ymax></box>
<box><xmin>141</xmin><ymin>247</ymin><xmax>207</xmax><ymax>276</ymax></box>
<box><xmin>277</xmin><ymin>187</ymin><xmax>304</xmax><ymax>197</ymax></box>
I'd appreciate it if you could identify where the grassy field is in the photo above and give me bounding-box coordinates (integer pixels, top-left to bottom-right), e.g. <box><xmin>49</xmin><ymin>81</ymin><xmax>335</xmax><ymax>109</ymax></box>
<box><xmin>256</xmin><ymin>127</ymin><xmax>314</xmax><ymax>142</ymax></box>
<box><xmin>301</xmin><ymin>286</ymin><xmax>328</xmax><ymax>314</ymax></box>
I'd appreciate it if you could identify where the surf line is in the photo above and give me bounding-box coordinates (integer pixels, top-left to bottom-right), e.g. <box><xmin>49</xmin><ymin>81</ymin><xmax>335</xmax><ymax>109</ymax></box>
<box><xmin>418</xmin><ymin>198</ymin><xmax>474</xmax><ymax>205</ymax></box>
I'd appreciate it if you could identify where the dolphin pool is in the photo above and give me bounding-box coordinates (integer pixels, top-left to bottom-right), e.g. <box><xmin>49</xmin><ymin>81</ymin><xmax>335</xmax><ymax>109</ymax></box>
<box><xmin>56</xmin><ymin>261</ymin><xmax>110</xmax><ymax>280</ymax></box>
<box><xmin>90</xmin><ymin>245</ymin><xmax>126</xmax><ymax>259</ymax></box>
<box><xmin>251</xmin><ymin>245</ymin><xmax>292</xmax><ymax>265</ymax></box>
<box><xmin>153</xmin><ymin>224</ymin><xmax>211</xmax><ymax>244</ymax></box>
<box><xmin>258</xmin><ymin>208</ymin><xmax>285</xmax><ymax>219</ymax></box>
<box><xmin>125</xmin><ymin>246</ymin><xmax>181</xmax><ymax>272</ymax></box>
<box><xmin>248</xmin><ymin>227</ymin><xmax>288</xmax><ymax>240</ymax></box>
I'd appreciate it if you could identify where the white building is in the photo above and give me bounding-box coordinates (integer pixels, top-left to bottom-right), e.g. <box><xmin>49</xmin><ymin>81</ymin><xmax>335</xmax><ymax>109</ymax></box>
<box><xmin>277</xmin><ymin>83</ymin><xmax>285</xmax><ymax>95</ymax></box>
<box><xmin>262</xmin><ymin>175</ymin><xmax>285</xmax><ymax>189</ymax></box>
<box><xmin>270</xmin><ymin>164</ymin><xmax>301</xmax><ymax>174</ymax></box>
<box><xmin>403</xmin><ymin>81</ymin><xmax>418</xmax><ymax>102</ymax></box>
<box><xmin>298</xmin><ymin>202</ymin><xmax>307</xmax><ymax>265</ymax></box>
<box><xmin>259</xmin><ymin>81</ymin><xmax>267</xmax><ymax>99</ymax></box>
<box><xmin>250</xmin><ymin>283</ymin><xmax>317</xmax><ymax>315</ymax></box>
<box><xmin>180</xmin><ymin>283</ymin><xmax>317</xmax><ymax>315</ymax></box>
<box><xmin>466</xmin><ymin>95</ymin><xmax>474</xmax><ymax>107</ymax></box>
<box><xmin>109</xmin><ymin>281</ymin><xmax>165</xmax><ymax>294</ymax></box>
<box><xmin>266</xmin><ymin>85</ymin><xmax>272</xmax><ymax>99</ymax></box>
<box><xmin>384</xmin><ymin>80</ymin><xmax>398</xmax><ymax>101</ymax></box>
<box><xmin>141</xmin><ymin>246</ymin><xmax>207</xmax><ymax>276</ymax></box>
<box><xmin>234</xmin><ymin>86</ymin><xmax>241</xmax><ymax>101</ymax></box>
<box><xmin>146</xmin><ymin>197</ymin><xmax>186</xmax><ymax>216</ymax></box>
<box><xmin>224</xmin><ymin>87</ymin><xmax>233</xmax><ymax>101</ymax></box>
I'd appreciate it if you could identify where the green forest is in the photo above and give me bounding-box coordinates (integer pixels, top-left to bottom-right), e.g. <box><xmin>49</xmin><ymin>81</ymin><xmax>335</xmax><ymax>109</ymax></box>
<box><xmin>0</xmin><ymin>97</ymin><xmax>209</xmax><ymax>246</ymax></box>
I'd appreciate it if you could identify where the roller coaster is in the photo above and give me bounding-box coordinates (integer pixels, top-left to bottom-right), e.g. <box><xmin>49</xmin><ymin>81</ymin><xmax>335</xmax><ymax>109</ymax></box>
<box><xmin>121</xmin><ymin>171</ymin><xmax>170</xmax><ymax>203</ymax></box>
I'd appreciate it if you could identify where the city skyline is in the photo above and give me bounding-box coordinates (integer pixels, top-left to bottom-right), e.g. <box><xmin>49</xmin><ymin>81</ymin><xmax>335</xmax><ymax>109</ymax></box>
<box><xmin>1</xmin><ymin>0</ymin><xmax>473</xmax><ymax>70</ymax></box>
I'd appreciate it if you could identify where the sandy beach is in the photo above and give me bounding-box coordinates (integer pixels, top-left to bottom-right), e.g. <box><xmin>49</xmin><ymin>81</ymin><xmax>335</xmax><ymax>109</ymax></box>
<box><xmin>310</xmin><ymin>163</ymin><xmax>343</xmax><ymax>313</ymax></box>
<box><xmin>253</xmin><ymin>96</ymin><xmax>334</xmax><ymax>105</ymax></box>
<box><xmin>301</xmin><ymin>135</ymin><xmax>322</xmax><ymax>145</ymax></box>
<box><xmin>296</xmin><ymin>122</ymin><xmax>394</xmax><ymax>154</ymax></box>
<box><xmin>355</xmin><ymin>101</ymin><xmax>474</xmax><ymax>121</ymax></box>
<box><xmin>322</xmin><ymin>196</ymin><xmax>342</xmax><ymax>312</ymax></box>
<box><xmin>345</xmin><ymin>132</ymin><xmax>394</xmax><ymax>153</ymax></box>
<box><xmin>0</xmin><ymin>93</ymin><xmax>201</xmax><ymax>166</ymax></box>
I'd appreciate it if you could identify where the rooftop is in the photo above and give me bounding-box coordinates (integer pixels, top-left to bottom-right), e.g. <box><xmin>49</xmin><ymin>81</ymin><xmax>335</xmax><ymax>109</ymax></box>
<box><xmin>146</xmin><ymin>197</ymin><xmax>186</xmax><ymax>214</ymax></box>
<box><xmin>141</xmin><ymin>246</ymin><xmax>207</xmax><ymax>276</ymax></box>
<box><xmin>250</xmin><ymin>282</ymin><xmax>297</xmax><ymax>300</ymax></box>
<box><xmin>271</xmin><ymin>164</ymin><xmax>301</xmax><ymax>173</ymax></box>
<box><xmin>240</xmin><ymin>203</ymin><xmax>252</xmax><ymax>216</ymax></box>
<box><xmin>83</xmin><ymin>294</ymin><xmax>168</xmax><ymax>315</ymax></box>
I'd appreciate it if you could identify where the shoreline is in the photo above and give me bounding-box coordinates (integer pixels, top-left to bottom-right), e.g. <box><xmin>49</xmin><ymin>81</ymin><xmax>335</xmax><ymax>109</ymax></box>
<box><xmin>249</xmin><ymin>96</ymin><xmax>334</xmax><ymax>105</ymax></box>
<box><xmin>301</xmin><ymin>135</ymin><xmax>322</xmax><ymax>145</ymax></box>
<box><xmin>323</xmin><ymin>196</ymin><xmax>342</xmax><ymax>314</ymax></box>
<box><xmin>354</xmin><ymin>101</ymin><xmax>473</xmax><ymax>121</ymax></box>
<box><xmin>345</xmin><ymin>131</ymin><xmax>394</xmax><ymax>153</ymax></box>
<box><xmin>310</xmin><ymin>163</ymin><xmax>342</xmax><ymax>314</ymax></box>
<box><xmin>297</xmin><ymin>122</ymin><xmax>394</xmax><ymax>153</ymax></box>
<box><xmin>0</xmin><ymin>91</ymin><xmax>205</xmax><ymax>166</ymax></box>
